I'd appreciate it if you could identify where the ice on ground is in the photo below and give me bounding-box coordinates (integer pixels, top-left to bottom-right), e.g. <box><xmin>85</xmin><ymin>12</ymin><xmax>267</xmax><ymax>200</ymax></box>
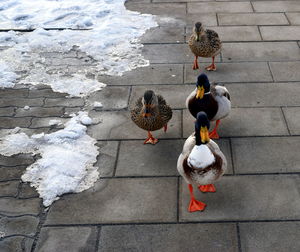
<box><xmin>0</xmin><ymin>112</ymin><xmax>99</xmax><ymax>206</ymax></box>
<box><xmin>188</xmin><ymin>144</ymin><xmax>215</xmax><ymax>169</ymax></box>
<box><xmin>49</xmin><ymin>119</ymin><xmax>62</xmax><ymax>126</ymax></box>
<box><xmin>93</xmin><ymin>102</ymin><xmax>103</xmax><ymax>108</ymax></box>
<box><xmin>0</xmin><ymin>60</ymin><xmax>17</xmax><ymax>88</ymax></box>
<box><xmin>0</xmin><ymin>0</ymin><xmax>158</xmax><ymax>96</ymax></box>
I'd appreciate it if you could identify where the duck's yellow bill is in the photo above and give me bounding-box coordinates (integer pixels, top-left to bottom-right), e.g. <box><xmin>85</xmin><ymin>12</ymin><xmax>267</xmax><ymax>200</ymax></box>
<box><xmin>200</xmin><ymin>126</ymin><xmax>210</xmax><ymax>143</ymax></box>
<box><xmin>196</xmin><ymin>86</ymin><xmax>205</xmax><ymax>99</ymax></box>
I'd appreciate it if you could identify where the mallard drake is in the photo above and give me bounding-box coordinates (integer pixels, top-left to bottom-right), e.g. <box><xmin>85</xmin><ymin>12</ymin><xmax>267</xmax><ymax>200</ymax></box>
<box><xmin>186</xmin><ymin>73</ymin><xmax>231</xmax><ymax>139</ymax></box>
<box><xmin>177</xmin><ymin>112</ymin><xmax>227</xmax><ymax>212</ymax></box>
<box><xmin>189</xmin><ymin>22</ymin><xmax>222</xmax><ymax>71</ymax></box>
<box><xmin>131</xmin><ymin>90</ymin><xmax>172</xmax><ymax>144</ymax></box>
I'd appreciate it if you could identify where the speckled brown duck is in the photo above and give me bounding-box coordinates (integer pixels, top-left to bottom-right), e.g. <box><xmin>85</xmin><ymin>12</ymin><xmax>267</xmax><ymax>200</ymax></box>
<box><xmin>186</xmin><ymin>73</ymin><xmax>231</xmax><ymax>139</ymax></box>
<box><xmin>177</xmin><ymin>112</ymin><xmax>227</xmax><ymax>212</ymax></box>
<box><xmin>189</xmin><ymin>22</ymin><xmax>222</xmax><ymax>71</ymax></box>
<box><xmin>131</xmin><ymin>90</ymin><xmax>172</xmax><ymax>144</ymax></box>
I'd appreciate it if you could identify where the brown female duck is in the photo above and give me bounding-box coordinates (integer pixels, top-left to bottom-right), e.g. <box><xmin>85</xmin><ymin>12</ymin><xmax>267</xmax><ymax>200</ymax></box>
<box><xmin>177</xmin><ymin>112</ymin><xmax>227</xmax><ymax>212</ymax></box>
<box><xmin>186</xmin><ymin>73</ymin><xmax>231</xmax><ymax>139</ymax></box>
<box><xmin>131</xmin><ymin>90</ymin><xmax>172</xmax><ymax>144</ymax></box>
<box><xmin>189</xmin><ymin>22</ymin><xmax>222</xmax><ymax>71</ymax></box>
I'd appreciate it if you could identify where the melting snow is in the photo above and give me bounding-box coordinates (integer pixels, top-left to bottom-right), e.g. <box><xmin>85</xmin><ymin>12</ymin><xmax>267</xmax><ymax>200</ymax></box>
<box><xmin>0</xmin><ymin>0</ymin><xmax>158</xmax><ymax>96</ymax></box>
<box><xmin>0</xmin><ymin>112</ymin><xmax>99</xmax><ymax>206</ymax></box>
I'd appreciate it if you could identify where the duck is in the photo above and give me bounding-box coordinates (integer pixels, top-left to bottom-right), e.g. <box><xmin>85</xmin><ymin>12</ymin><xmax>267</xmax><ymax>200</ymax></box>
<box><xmin>186</xmin><ymin>73</ymin><xmax>231</xmax><ymax>139</ymax></box>
<box><xmin>189</xmin><ymin>22</ymin><xmax>222</xmax><ymax>71</ymax></box>
<box><xmin>177</xmin><ymin>112</ymin><xmax>227</xmax><ymax>212</ymax></box>
<box><xmin>131</xmin><ymin>90</ymin><xmax>172</xmax><ymax>144</ymax></box>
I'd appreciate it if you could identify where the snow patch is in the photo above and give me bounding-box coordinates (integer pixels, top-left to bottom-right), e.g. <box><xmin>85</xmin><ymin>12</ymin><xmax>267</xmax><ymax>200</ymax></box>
<box><xmin>0</xmin><ymin>112</ymin><xmax>99</xmax><ymax>206</ymax></box>
<box><xmin>93</xmin><ymin>102</ymin><xmax>103</xmax><ymax>108</ymax></box>
<box><xmin>49</xmin><ymin>119</ymin><xmax>62</xmax><ymax>126</ymax></box>
<box><xmin>0</xmin><ymin>0</ymin><xmax>158</xmax><ymax>96</ymax></box>
<box><xmin>0</xmin><ymin>60</ymin><xmax>17</xmax><ymax>88</ymax></box>
<box><xmin>188</xmin><ymin>144</ymin><xmax>215</xmax><ymax>169</ymax></box>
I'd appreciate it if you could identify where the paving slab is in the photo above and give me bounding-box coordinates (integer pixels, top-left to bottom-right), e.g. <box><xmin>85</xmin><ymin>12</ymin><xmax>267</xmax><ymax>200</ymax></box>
<box><xmin>282</xmin><ymin>107</ymin><xmax>300</xmax><ymax>135</ymax></box>
<box><xmin>232</xmin><ymin>137</ymin><xmax>300</xmax><ymax>174</ymax></box>
<box><xmin>179</xmin><ymin>175</ymin><xmax>300</xmax><ymax>221</ymax></box>
<box><xmin>0</xmin><ymin>117</ymin><xmax>32</xmax><ymax>129</ymax></box>
<box><xmin>0</xmin><ymin>237</ymin><xmax>33</xmax><ymax>252</ymax></box>
<box><xmin>98</xmin><ymin>64</ymin><xmax>183</xmax><ymax>85</ymax></box>
<box><xmin>87</xmin><ymin>110</ymin><xmax>181</xmax><ymax>140</ymax></box>
<box><xmin>222</xmin><ymin>42</ymin><xmax>300</xmax><ymax>62</ymax></box>
<box><xmin>44</xmin><ymin>98</ymin><xmax>84</xmax><ymax>107</ymax></box>
<box><xmin>218</xmin><ymin>13</ymin><xmax>289</xmax><ymax>26</ymax></box>
<box><xmin>125</xmin><ymin>2</ymin><xmax>186</xmax><ymax>17</ymax></box>
<box><xmin>0</xmin><ymin>88</ymin><xmax>28</xmax><ymax>98</ymax></box>
<box><xmin>186</xmin><ymin>26</ymin><xmax>261</xmax><ymax>42</ymax></box>
<box><xmin>0</xmin><ymin>181</ymin><xmax>19</xmax><ymax>197</ymax></box>
<box><xmin>116</xmin><ymin>140</ymin><xmax>183</xmax><ymax>176</ymax></box>
<box><xmin>239</xmin><ymin>222</ymin><xmax>300</xmax><ymax>252</ymax></box>
<box><xmin>14</xmin><ymin>107</ymin><xmax>64</xmax><ymax>117</ymax></box>
<box><xmin>131</xmin><ymin>85</ymin><xmax>193</xmax><ymax>109</ymax></box>
<box><xmin>142</xmin><ymin>44</ymin><xmax>220</xmax><ymax>64</ymax></box>
<box><xmin>99</xmin><ymin>223</ymin><xmax>238</xmax><ymax>252</ymax></box>
<box><xmin>0</xmin><ymin>98</ymin><xmax>44</xmax><ymax>108</ymax></box>
<box><xmin>19</xmin><ymin>183</ymin><xmax>39</xmax><ymax>198</ymax></box>
<box><xmin>28</xmin><ymin>88</ymin><xmax>67</xmax><ymax>98</ymax></box>
<box><xmin>260</xmin><ymin>26</ymin><xmax>300</xmax><ymax>41</ymax></box>
<box><xmin>35</xmin><ymin>227</ymin><xmax>97</xmax><ymax>252</ymax></box>
<box><xmin>30</xmin><ymin>117</ymin><xmax>68</xmax><ymax>128</ymax></box>
<box><xmin>0</xmin><ymin>198</ymin><xmax>41</xmax><ymax>216</ymax></box>
<box><xmin>0</xmin><ymin>216</ymin><xmax>39</xmax><ymax>237</ymax></box>
<box><xmin>95</xmin><ymin>141</ymin><xmax>119</xmax><ymax>177</ymax></box>
<box><xmin>0</xmin><ymin>166</ymin><xmax>27</xmax><ymax>181</ymax></box>
<box><xmin>253</xmin><ymin>1</ymin><xmax>300</xmax><ymax>12</ymax></box>
<box><xmin>270</xmin><ymin>62</ymin><xmax>300</xmax><ymax>82</ymax></box>
<box><xmin>187</xmin><ymin>2</ymin><xmax>253</xmax><ymax>13</ymax></box>
<box><xmin>185</xmin><ymin>62</ymin><xmax>273</xmax><ymax>83</ymax></box>
<box><xmin>226</xmin><ymin>82</ymin><xmax>300</xmax><ymax>107</ymax></box>
<box><xmin>183</xmin><ymin>108</ymin><xmax>288</xmax><ymax>137</ymax></box>
<box><xmin>179</xmin><ymin>13</ymin><xmax>218</xmax><ymax>26</ymax></box>
<box><xmin>86</xmin><ymin>86</ymin><xmax>130</xmax><ymax>110</ymax></box>
<box><xmin>286</xmin><ymin>12</ymin><xmax>300</xmax><ymax>25</ymax></box>
<box><xmin>141</xmin><ymin>26</ymin><xmax>185</xmax><ymax>43</ymax></box>
<box><xmin>0</xmin><ymin>153</ymin><xmax>34</xmax><ymax>167</ymax></box>
<box><xmin>0</xmin><ymin>108</ymin><xmax>15</xmax><ymax>116</ymax></box>
<box><xmin>45</xmin><ymin>178</ymin><xmax>177</xmax><ymax>224</ymax></box>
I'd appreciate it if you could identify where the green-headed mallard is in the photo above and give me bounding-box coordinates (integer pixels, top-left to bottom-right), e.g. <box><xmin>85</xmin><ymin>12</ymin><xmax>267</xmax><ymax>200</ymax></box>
<box><xmin>189</xmin><ymin>22</ymin><xmax>222</xmax><ymax>71</ymax></box>
<box><xmin>177</xmin><ymin>112</ymin><xmax>227</xmax><ymax>212</ymax></box>
<box><xmin>131</xmin><ymin>90</ymin><xmax>172</xmax><ymax>144</ymax></box>
<box><xmin>186</xmin><ymin>73</ymin><xmax>231</xmax><ymax>139</ymax></box>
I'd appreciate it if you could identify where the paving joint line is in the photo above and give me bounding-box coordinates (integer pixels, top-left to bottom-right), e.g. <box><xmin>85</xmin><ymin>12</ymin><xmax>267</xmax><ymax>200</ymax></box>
<box><xmin>236</xmin><ymin>223</ymin><xmax>242</xmax><ymax>252</ymax></box>
<box><xmin>43</xmin><ymin>219</ymin><xmax>300</xmax><ymax>228</ymax></box>
<box><xmin>94</xmin><ymin>226</ymin><xmax>101</xmax><ymax>252</ymax></box>
<box><xmin>280</xmin><ymin>107</ymin><xmax>292</xmax><ymax>136</ymax></box>
<box><xmin>112</xmin><ymin>141</ymin><xmax>121</xmax><ymax>177</ymax></box>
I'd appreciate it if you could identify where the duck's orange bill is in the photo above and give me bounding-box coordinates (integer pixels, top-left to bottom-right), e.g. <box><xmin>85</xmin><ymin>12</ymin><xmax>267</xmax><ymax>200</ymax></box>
<box><xmin>200</xmin><ymin>126</ymin><xmax>210</xmax><ymax>143</ymax></box>
<box><xmin>196</xmin><ymin>86</ymin><xmax>204</xmax><ymax>99</ymax></box>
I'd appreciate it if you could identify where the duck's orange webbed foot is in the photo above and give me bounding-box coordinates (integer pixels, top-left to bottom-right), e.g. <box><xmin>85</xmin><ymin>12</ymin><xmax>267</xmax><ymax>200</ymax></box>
<box><xmin>209</xmin><ymin>119</ymin><xmax>220</xmax><ymax>139</ymax></box>
<box><xmin>164</xmin><ymin>124</ymin><xmax>168</xmax><ymax>133</ymax></box>
<box><xmin>198</xmin><ymin>184</ymin><xmax>216</xmax><ymax>193</ymax></box>
<box><xmin>209</xmin><ymin>129</ymin><xmax>219</xmax><ymax>139</ymax></box>
<box><xmin>188</xmin><ymin>184</ymin><xmax>206</xmax><ymax>212</ymax></box>
<box><xmin>144</xmin><ymin>131</ymin><xmax>158</xmax><ymax>145</ymax></box>
<box><xmin>189</xmin><ymin>198</ymin><xmax>206</xmax><ymax>212</ymax></box>
<box><xmin>205</xmin><ymin>56</ymin><xmax>216</xmax><ymax>71</ymax></box>
<box><xmin>193</xmin><ymin>56</ymin><xmax>199</xmax><ymax>70</ymax></box>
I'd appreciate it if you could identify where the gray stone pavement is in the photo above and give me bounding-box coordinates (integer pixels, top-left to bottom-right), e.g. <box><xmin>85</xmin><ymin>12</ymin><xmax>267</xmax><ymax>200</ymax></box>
<box><xmin>0</xmin><ymin>0</ymin><xmax>300</xmax><ymax>251</ymax></box>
